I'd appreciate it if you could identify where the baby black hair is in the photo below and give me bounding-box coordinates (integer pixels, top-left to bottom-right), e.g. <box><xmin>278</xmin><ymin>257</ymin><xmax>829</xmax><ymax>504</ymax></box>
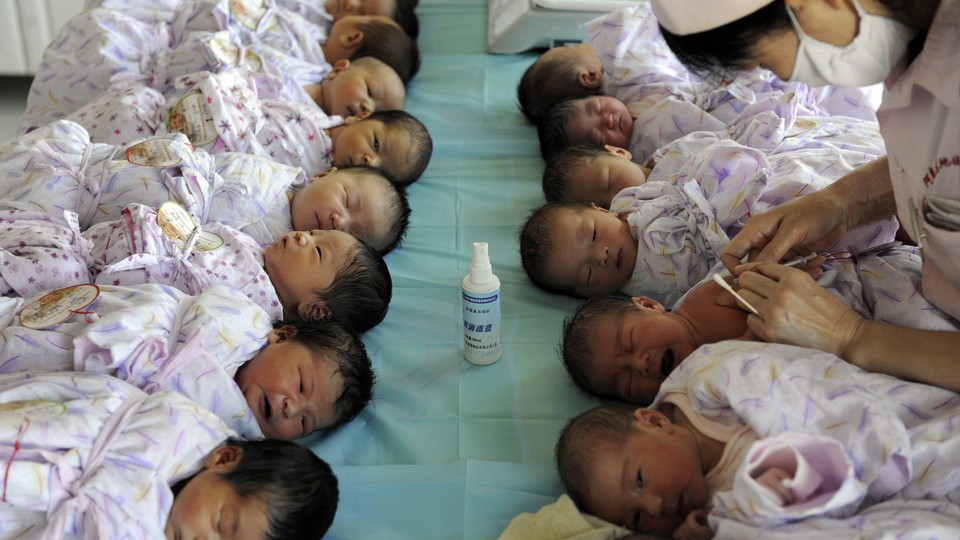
<box><xmin>542</xmin><ymin>144</ymin><xmax>605</xmax><ymax>203</ymax></box>
<box><xmin>518</xmin><ymin>202</ymin><xmax>588</xmax><ymax>295</ymax></box>
<box><xmin>219</xmin><ymin>438</ymin><xmax>339</xmax><ymax>540</ymax></box>
<box><xmin>394</xmin><ymin>0</ymin><xmax>420</xmax><ymax>39</ymax></box>
<box><xmin>518</xmin><ymin>53</ymin><xmax>602</xmax><ymax>125</ymax></box>
<box><xmin>353</xmin><ymin>19</ymin><xmax>421</xmax><ymax>84</ymax></box>
<box><xmin>367</xmin><ymin>110</ymin><xmax>432</xmax><ymax>187</ymax></box>
<box><xmin>317</xmin><ymin>236</ymin><xmax>392</xmax><ymax>333</ymax></box>
<box><xmin>536</xmin><ymin>100</ymin><xmax>580</xmax><ymax>160</ymax></box>
<box><xmin>334</xmin><ymin>164</ymin><xmax>411</xmax><ymax>254</ymax></box>
<box><xmin>277</xmin><ymin>319</ymin><xmax>375</xmax><ymax>429</ymax></box>
<box><xmin>555</xmin><ymin>405</ymin><xmax>636</xmax><ymax>513</ymax></box>
<box><xmin>560</xmin><ymin>295</ymin><xmax>638</xmax><ymax>398</ymax></box>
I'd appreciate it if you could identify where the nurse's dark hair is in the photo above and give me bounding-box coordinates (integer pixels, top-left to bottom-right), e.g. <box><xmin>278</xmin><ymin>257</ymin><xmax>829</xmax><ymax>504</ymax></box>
<box><xmin>219</xmin><ymin>439</ymin><xmax>339</xmax><ymax>540</ymax></box>
<box><xmin>560</xmin><ymin>294</ymin><xmax>638</xmax><ymax>398</ymax></box>
<box><xmin>556</xmin><ymin>405</ymin><xmax>637</xmax><ymax>511</ymax></box>
<box><xmin>272</xmin><ymin>319</ymin><xmax>374</xmax><ymax>429</ymax></box>
<box><xmin>659</xmin><ymin>2</ymin><xmax>792</xmax><ymax>79</ymax></box>
<box><xmin>660</xmin><ymin>0</ymin><xmax>930</xmax><ymax>79</ymax></box>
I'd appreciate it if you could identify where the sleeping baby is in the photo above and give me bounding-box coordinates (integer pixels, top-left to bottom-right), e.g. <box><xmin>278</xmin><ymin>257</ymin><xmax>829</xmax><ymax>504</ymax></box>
<box><xmin>0</xmin><ymin>370</ymin><xmax>339</xmax><ymax>538</ymax></box>
<box><xmin>0</xmin><ymin>121</ymin><xmax>409</xmax><ymax>252</ymax></box>
<box><xmin>0</xmin><ymin>283</ymin><xmax>373</xmax><ymax>440</ymax></box>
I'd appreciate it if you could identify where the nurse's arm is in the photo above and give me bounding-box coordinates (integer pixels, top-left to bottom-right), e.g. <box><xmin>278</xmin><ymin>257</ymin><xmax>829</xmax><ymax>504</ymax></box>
<box><xmin>845</xmin><ymin>321</ymin><xmax>960</xmax><ymax>394</ymax></box>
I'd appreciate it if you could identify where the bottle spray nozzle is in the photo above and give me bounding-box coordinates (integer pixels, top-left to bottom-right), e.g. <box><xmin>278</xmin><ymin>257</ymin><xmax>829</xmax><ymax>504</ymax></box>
<box><xmin>470</xmin><ymin>242</ymin><xmax>493</xmax><ymax>284</ymax></box>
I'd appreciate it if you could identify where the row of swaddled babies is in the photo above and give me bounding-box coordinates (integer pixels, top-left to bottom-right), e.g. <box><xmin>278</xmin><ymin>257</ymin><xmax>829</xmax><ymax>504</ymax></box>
<box><xmin>0</xmin><ymin>0</ymin><xmax>430</xmax><ymax>537</ymax></box>
<box><xmin>503</xmin><ymin>4</ymin><xmax>960</xmax><ymax>538</ymax></box>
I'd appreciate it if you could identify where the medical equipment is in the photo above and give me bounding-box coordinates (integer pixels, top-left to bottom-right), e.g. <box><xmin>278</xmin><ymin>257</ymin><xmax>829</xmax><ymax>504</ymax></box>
<box><xmin>487</xmin><ymin>0</ymin><xmax>638</xmax><ymax>53</ymax></box>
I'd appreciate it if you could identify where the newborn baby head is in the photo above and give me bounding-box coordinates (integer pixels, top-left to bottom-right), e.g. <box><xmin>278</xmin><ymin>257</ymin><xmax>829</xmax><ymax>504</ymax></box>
<box><xmin>561</xmin><ymin>295</ymin><xmax>694</xmax><ymax>405</ymax></box>
<box><xmin>517</xmin><ymin>43</ymin><xmax>603</xmax><ymax>124</ymax></box>
<box><xmin>234</xmin><ymin>319</ymin><xmax>373</xmax><ymax>440</ymax></box>
<box><xmin>322</xmin><ymin>15</ymin><xmax>420</xmax><ymax>83</ymax></box>
<box><xmin>542</xmin><ymin>144</ymin><xmax>650</xmax><ymax>208</ymax></box>
<box><xmin>291</xmin><ymin>165</ymin><xmax>410</xmax><ymax>253</ymax></box>
<box><xmin>314</xmin><ymin>57</ymin><xmax>406</xmax><ymax>118</ymax></box>
<box><xmin>263</xmin><ymin>229</ymin><xmax>391</xmax><ymax>332</ymax></box>
<box><xmin>519</xmin><ymin>202</ymin><xmax>637</xmax><ymax>298</ymax></box>
<box><xmin>556</xmin><ymin>405</ymin><xmax>709</xmax><ymax>535</ymax></box>
<box><xmin>538</xmin><ymin>96</ymin><xmax>634</xmax><ymax>160</ymax></box>
<box><xmin>324</xmin><ymin>0</ymin><xmax>420</xmax><ymax>39</ymax></box>
<box><xmin>166</xmin><ymin>439</ymin><xmax>338</xmax><ymax>540</ymax></box>
<box><xmin>330</xmin><ymin>109</ymin><xmax>432</xmax><ymax>186</ymax></box>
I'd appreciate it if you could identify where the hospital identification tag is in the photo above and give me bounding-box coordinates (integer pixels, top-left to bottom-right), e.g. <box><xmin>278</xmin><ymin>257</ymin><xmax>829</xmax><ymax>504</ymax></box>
<box><xmin>157</xmin><ymin>202</ymin><xmax>224</xmax><ymax>252</ymax></box>
<box><xmin>168</xmin><ymin>92</ymin><xmax>219</xmax><ymax>147</ymax></box>
<box><xmin>18</xmin><ymin>284</ymin><xmax>101</xmax><ymax>329</ymax></box>
<box><xmin>125</xmin><ymin>139</ymin><xmax>185</xmax><ymax>168</ymax></box>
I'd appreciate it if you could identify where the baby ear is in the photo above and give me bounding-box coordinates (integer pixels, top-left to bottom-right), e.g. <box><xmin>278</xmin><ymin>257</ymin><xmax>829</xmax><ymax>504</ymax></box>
<box><xmin>630</xmin><ymin>296</ymin><xmax>666</xmax><ymax>313</ymax></box>
<box><xmin>578</xmin><ymin>68</ymin><xmax>603</xmax><ymax>89</ymax></box>
<box><xmin>266</xmin><ymin>324</ymin><xmax>299</xmax><ymax>344</ymax></box>
<box><xmin>204</xmin><ymin>446</ymin><xmax>244</xmax><ymax>471</ymax></box>
<box><xmin>325</xmin><ymin>59</ymin><xmax>351</xmax><ymax>80</ymax></box>
<box><xmin>310</xmin><ymin>167</ymin><xmax>338</xmax><ymax>182</ymax></box>
<box><xmin>602</xmin><ymin>144</ymin><xmax>632</xmax><ymax>161</ymax></box>
<box><xmin>343</xmin><ymin>110</ymin><xmax>371</xmax><ymax>125</ymax></box>
<box><xmin>338</xmin><ymin>29</ymin><xmax>365</xmax><ymax>51</ymax></box>
<box><xmin>632</xmin><ymin>408</ymin><xmax>673</xmax><ymax>432</ymax></box>
<box><xmin>297</xmin><ymin>301</ymin><xmax>332</xmax><ymax>322</ymax></box>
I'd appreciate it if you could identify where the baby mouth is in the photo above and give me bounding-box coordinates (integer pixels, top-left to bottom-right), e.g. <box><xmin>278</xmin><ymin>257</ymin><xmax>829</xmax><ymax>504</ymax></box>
<box><xmin>662</xmin><ymin>350</ymin><xmax>674</xmax><ymax>377</ymax></box>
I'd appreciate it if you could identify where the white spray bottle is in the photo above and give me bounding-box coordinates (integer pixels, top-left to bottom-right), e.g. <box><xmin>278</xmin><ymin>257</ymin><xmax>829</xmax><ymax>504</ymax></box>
<box><xmin>461</xmin><ymin>242</ymin><xmax>502</xmax><ymax>365</ymax></box>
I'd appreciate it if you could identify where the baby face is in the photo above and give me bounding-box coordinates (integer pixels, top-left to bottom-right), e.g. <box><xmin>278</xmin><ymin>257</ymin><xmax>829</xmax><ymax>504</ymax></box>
<box><xmin>585</xmin><ymin>411</ymin><xmax>709</xmax><ymax>534</ymax></box>
<box><xmin>541</xmin><ymin>206</ymin><xmax>638</xmax><ymax>297</ymax></box>
<box><xmin>235</xmin><ymin>333</ymin><xmax>344</xmax><ymax>440</ymax></box>
<box><xmin>567</xmin><ymin>149</ymin><xmax>649</xmax><ymax>208</ymax></box>
<box><xmin>166</xmin><ymin>454</ymin><xmax>269</xmax><ymax>540</ymax></box>
<box><xmin>264</xmin><ymin>230</ymin><xmax>357</xmax><ymax>320</ymax></box>
<box><xmin>582</xmin><ymin>302</ymin><xmax>695</xmax><ymax>404</ymax></box>
<box><xmin>321</xmin><ymin>59</ymin><xmax>405</xmax><ymax>118</ymax></box>
<box><xmin>332</xmin><ymin>119</ymin><xmax>415</xmax><ymax>181</ymax></box>
<box><xmin>291</xmin><ymin>169</ymin><xmax>395</xmax><ymax>252</ymax></box>
<box><xmin>325</xmin><ymin>0</ymin><xmax>396</xmax><ymax>20</ymax></box>
<box><xmin>566</xmin><ymin>96</ymin><xmax>633</xmax><ymax>149</ymax></box>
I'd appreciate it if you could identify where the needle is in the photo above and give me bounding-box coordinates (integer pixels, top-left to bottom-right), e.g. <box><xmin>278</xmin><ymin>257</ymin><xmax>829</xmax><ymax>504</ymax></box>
<box><xmin>712</xmin><ymin>274</ymin><xmax>760</xmax><ymax>316</ymax></box>
<box><xmin>781</xmin><ymin>252</ymin><xmax>821</xmax><ymax>268</ymax></box>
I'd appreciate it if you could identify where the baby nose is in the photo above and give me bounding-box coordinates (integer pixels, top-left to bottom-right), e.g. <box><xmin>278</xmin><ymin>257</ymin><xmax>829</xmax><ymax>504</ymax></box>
<box><xmin>597</xmin><ymin>246</ymin><xmax>609</xmax><ymax>267</ymax></box>
<box><xmin>332</xmin><ymin>212</ymin><xmax>350</xmax><ymax>232</ymax></box>
<box><xmin>639</xmin><ymin>492</ymin><xmax>664</xmax><ymax>519</ymax></box>
<box><xmin>282</xmin><ymin>396</ymin><xmax>302</xmax><ymax>419</ymax></box>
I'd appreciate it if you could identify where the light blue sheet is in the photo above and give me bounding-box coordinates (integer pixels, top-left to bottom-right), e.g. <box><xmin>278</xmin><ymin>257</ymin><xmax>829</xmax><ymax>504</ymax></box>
<box><xmin>303</xmin><ymin>1</ymin><xmax>601</xmax><ymax>538</ymax></box>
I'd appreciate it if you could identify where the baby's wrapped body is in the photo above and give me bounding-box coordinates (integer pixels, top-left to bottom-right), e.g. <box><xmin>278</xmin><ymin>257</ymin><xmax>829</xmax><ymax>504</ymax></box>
<box><xmin>0</xmin><ymin>283</ymin><xmax>273</xmax><ymax>438</ymax></box>
<box><xmin>0</xmin><ymin>371</ymin><xmax>235</xmax><ymax>539</ymax></box>
<box><xmin>67</xmin><ymin>67</ymin><xmax>341</xmax><ymax>174</ymax></box>
<box><xmin>0</xmin><ymin>120</ymin><xmax>307</xmax><ymax>246</ymax></box>
<box><xmin>658</xmin><ymin>341</ymin><xmax>960</xmax><ymax>538</ymax></box>
<box><xmin>613</xmin><ymin>132</ymin><xmax>896</xmax><ymax>308</ymax></box>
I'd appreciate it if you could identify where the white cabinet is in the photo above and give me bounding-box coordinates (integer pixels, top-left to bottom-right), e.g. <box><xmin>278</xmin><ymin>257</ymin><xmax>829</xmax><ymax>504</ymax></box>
<box><xmin>0</xmin><ymin>0</ymin><xmax>85</xmax><ymax>75</ymax></box>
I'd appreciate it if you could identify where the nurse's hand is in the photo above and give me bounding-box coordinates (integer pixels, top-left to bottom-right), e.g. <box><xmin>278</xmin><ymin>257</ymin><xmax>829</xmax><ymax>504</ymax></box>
<box><xmin>734</xmin><ymin>263</ymin><xmax>865</xmax><ymax>357</ymax></box>
<box><xmin>720</xmin><ymin>190</ymin><xmax>848</xmax><ymax>275</ymax></box>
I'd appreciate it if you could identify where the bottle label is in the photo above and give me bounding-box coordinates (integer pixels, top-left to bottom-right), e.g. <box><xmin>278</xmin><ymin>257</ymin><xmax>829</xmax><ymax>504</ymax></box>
<box><xmin>462</xmin><ymin>288</ymin><xmax>501</xmax><ymax>364</ymax></box>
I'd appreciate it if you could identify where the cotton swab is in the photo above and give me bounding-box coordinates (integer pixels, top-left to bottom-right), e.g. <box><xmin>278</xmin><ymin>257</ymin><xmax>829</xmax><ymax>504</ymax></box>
<box><xmin>712</xmin><ymin>274</ymin><xmax>760</xmax><ymax>316</ymax></box>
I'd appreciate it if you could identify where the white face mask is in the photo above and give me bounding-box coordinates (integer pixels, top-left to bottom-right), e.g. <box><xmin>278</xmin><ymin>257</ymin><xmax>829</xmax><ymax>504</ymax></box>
<box><xmin>787</xmin><ymin>0</ymin><xmax>917</xmax><ymax>87</ymax></box>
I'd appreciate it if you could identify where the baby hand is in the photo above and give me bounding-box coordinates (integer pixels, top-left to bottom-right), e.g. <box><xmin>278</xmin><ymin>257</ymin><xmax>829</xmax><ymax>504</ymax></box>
<box><xmin>673</xmin><ymin>509</ymin><xmax>713</xmax><ymax>540</ymax></box>
<box><xmin>754</xmin><ymin>466</ymin><xmax>798</xmax><ymax>506</ymax></box>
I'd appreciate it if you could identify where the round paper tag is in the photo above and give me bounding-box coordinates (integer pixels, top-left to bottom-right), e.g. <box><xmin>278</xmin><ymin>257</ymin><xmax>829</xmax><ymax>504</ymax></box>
<box><xmin>0</xmin><ymin>400</ymin><xmax>68</xmax><ymax>424</ymax></box>
<box><xmin>209</xmin><ymin>37</ymin><xmax>263</xmax><ymax>73</ymax></box>
<box><xmin>125</xmin><ymin>139</ymin><xmax>184</xmax><ymax>168</ymax></box>
<box><xmin>19</xmin><ymin>284</ymin><xmax>101</xmax><ymax>329</ymax></box>
<box><xmin>230</xmin><ymin>0</ymin><xmax>268</xmax><ymax>30</ymax></box>
<box><xmin>157</xmin><ymin>202</ymin><xmax>225</xmax><ymax>252</ymax></box>
<box><xmin>168</xmin><ymin>92</ymin><xmax>218</xmax><ymax>147</ymax></box>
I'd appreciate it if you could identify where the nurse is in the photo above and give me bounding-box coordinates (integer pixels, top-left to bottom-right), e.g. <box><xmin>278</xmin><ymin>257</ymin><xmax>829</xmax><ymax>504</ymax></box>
<box><xmin>649</xmin><ymin>0</ymin><xmax>960</xmax><ymax>391</ymax></box>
